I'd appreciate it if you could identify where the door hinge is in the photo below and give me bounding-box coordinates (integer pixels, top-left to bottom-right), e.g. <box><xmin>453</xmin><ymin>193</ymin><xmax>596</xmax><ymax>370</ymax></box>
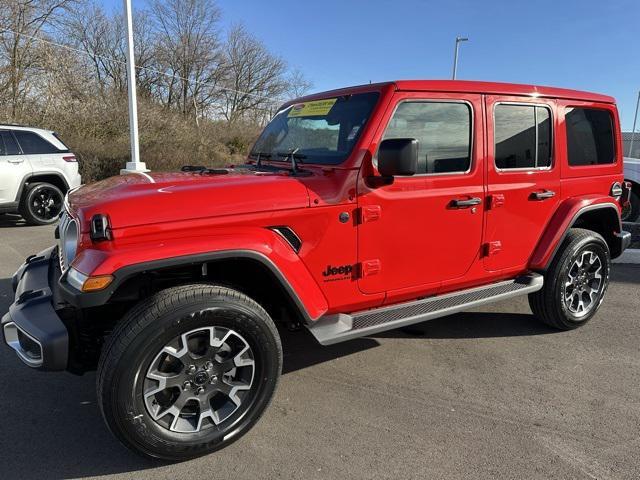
<box><xmin>359</xmin><ymin>205</ymin><xmax>382</xmax><ymax>223</ymax></box>
<box><xmin>484</xmin><ymin>241</ymin><xmax>502</xmax><ymax>256</ymax></box>
<box><xmin>488</xmin><ymin>194</ymin><xmax>505</xmax><ymax>209</ymax></box>
<box><xmin>361</xmin><ymin>259</ymin><xmax>381</xmax><ymax>277</ymax></box>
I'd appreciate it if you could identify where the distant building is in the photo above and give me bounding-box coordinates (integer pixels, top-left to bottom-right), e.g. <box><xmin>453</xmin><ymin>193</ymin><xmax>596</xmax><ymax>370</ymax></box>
<box><xmin>623</xmin><ymin>132</ymin><xmax>640</xmax><ymax>158</ymax></box>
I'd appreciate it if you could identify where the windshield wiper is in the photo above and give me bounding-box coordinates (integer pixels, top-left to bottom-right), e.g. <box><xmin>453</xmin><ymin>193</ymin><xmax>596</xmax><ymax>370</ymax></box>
<box><xmin>247</xmin><ymin>151</ymin><xmax>273</xmax><ymax>170</ymax></box>
<box><xmin>277</xmin><ymin>148</ymin><xmax>308</xmax><ymax>176</ymax></box>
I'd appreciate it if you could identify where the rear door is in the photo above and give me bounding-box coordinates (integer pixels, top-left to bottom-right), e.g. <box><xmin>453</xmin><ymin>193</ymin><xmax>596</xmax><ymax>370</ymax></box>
<box><xmin>357</xmin><ymin>92</ymin><xmax>485</xmax><ymax>297</ymax></box>
<box><xmin>484</xmin><ymin>96</ymin><xmax>560</xmax><ymax>272</ymax></box>
<box><xmin>0</xmin><ymin>130</ymin><xmax>31</xmax><ymax>204</ymax></box>
<box><xmin>12</xmin><ymin>130</ymin><xmax>61</xmax><ymax>171</ymax></box>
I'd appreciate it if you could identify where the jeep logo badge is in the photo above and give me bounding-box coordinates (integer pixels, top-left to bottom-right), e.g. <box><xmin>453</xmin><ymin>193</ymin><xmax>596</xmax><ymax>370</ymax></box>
<box><xmin>322</xmin><ymin>264</ymin><xmax>354</xmax><ymax>277</ymax></box>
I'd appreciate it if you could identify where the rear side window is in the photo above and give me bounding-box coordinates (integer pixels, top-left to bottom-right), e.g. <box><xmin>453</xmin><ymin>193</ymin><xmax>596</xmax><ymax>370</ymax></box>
<box><xmin>382</xmin><ymin>101</ymin><xmax>472</xmax><ymax>174</ymax></box>
<box><xmin>494</xmin><ymin>104</ymin><xmax>552</xmax><ymax>169</ymax></box>
<box><xmin>0</xmin><ymin>131</ymin><xmax>20</xmax><ymax>155</ymax></box>
<box><xmin>13</xmin><ymin>130</ymin><xmax>59</xmax><ymax>154</ymax></box>
<box><xmin>565</xmin><ymin>108</ymin><xmax>615</xmax><ymax>166</ymax></box>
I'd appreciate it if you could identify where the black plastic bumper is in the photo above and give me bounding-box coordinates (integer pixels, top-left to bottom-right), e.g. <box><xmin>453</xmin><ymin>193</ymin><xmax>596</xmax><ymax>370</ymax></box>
<box><xmin>1</xmin><ymin>247</ymin><xmax>69</xmax><ymax>370</ymax></box>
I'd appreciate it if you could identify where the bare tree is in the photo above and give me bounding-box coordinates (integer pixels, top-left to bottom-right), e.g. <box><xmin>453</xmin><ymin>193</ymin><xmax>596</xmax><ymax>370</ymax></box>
<box><xmin>0</xmin><ymin>0</ymin><xmax>78</xmax><ymax>119</ymax></box>
<box><xmin>286</xmin><ymin>68</ymin><xmax>313</xmax><ymax>99</ymax></box>
<box><xmin>219</xmin><ymin>24</ymin><xmax>291</xmax><ymax>124</ymax></box>
<box><xmin>64</xmin><ymin>2</ymin><xmax>158</xmax><ymax>97</ymax></box>
<box><xmin>149</xmin><ymin>0</ymin><xmax>224</xmax><ymax>118</ymax></box>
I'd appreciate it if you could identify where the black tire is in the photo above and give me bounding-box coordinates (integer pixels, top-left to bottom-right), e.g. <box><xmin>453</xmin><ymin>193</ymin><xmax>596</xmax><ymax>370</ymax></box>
<box><xmin>621</xmin><ymin>189</ymin><xmax>640</xmax><ymax>223</ymax></box>
<box><xmin>529</xmin><ymin>228</ymin><xmax>610</xmax><ymax>330</ymax></box>
<box><xmin>97</xmin><ymin>284</ymin><xmax>282</xmax><ymax>461</ymax></box>
<box><xmin>19</xmin><ymin>182</ymin><xmax>64</xmax><ymax>225</ymax></box>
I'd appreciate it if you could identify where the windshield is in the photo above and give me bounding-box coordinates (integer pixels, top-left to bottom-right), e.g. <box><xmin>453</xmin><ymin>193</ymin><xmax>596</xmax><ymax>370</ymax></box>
<box><xmin>250</xmin><ymin>92</ymin><xmax>380</xmax><ymax>165</ymax></box>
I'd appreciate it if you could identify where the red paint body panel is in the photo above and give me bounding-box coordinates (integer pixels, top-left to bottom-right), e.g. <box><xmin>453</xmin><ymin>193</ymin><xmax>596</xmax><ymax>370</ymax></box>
<box><xmin>63</xmin><ymin>80</ymin><xmax>625</xmax><ymax>322</ymax></box>
<box><xmin>529</xmin><ymin>196</ymin><xmax>620</xmax><ymax>270</ymax></box>
<box><xmin>483</xmin><ymin>95</ymin><xmax>561</xmax><ymax>272</ymax></box>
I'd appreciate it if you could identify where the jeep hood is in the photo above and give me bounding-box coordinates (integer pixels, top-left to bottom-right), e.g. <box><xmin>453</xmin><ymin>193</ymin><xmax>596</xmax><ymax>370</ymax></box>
<box><xmin>68</xmin><ymin>170</ymin><xmax>310</xmax><ymax>230</ymax></box>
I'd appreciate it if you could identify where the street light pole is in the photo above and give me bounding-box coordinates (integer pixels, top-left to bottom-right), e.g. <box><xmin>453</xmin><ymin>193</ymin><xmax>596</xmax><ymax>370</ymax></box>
<box><xmin>452</xmin><ymin>36</ymin><xmax>468</xmax><ymax>80</ymax></box>
<box><xmin>629</xmin><ymin>90</ymin><xmax>640</xmax><ymax>158</ymax></box>
<box><xmin>121</xmin><ymin>0</ymin><xmax>148</xmax><ymax>174</ymax></box>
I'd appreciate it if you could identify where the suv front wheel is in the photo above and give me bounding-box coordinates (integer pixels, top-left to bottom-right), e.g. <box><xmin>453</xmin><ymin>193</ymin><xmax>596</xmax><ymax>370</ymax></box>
<box><xmin>20</xmin><ymin>182</ymin><xmax>64</xmax><ymax>225</ymax></box>
<box><xmin>97</xmin><ymin>284</ymin><xmax>282</xmax><ymax>460</ymax></box>
<box><xmin>529</xmin><ymin>228</ymin><xmax>611</xmax><ymax>330</ymax></box>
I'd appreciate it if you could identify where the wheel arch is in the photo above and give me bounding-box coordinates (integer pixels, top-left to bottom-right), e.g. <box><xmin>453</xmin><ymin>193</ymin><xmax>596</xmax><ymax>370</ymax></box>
<box><xmin>61</xmin><ymin>245</ymin><xmax>329</xmax><ymax>325</ymax></box>
<box><xmin>530</xmin><ymin>198</ymin><xmax>623</xmax><ymax>271</ymax></box>
<box><xmin>111</xmin><ymin>251</ymin><xmax>323</xmax><ymax>325</ymax></box>
<box><xmin>16</xmin><ymin>172</ymin><xmax>70</xmax><ymax>203</ymax></box>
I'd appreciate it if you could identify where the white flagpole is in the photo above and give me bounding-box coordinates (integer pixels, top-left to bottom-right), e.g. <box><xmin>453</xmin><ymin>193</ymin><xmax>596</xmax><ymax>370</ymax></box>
<box><xmin>121</xmin><ymin>0</ymin><xmax>148</xmax><ymax>173</ymax></box>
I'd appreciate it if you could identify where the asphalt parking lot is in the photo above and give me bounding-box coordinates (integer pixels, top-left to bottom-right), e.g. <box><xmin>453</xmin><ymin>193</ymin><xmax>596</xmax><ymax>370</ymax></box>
<box><xmin>1</xmin><ymin>214</ymin><xmax>639</xmax><ymax>480</ymax></box>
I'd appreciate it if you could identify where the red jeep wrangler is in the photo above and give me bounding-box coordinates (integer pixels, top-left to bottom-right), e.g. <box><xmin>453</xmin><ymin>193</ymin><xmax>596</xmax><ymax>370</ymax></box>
<box><xmin>2</xmin><ymin>80</ymin><xmax>631</xmax><ymax>460</ymax></box>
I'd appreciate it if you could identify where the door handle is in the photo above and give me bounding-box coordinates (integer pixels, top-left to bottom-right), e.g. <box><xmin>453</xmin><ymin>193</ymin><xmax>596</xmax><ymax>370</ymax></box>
<box><xmin>7</xmin><ymin>158</ymin><xmax>23</xmax><ymax>164</ymax></box>
<box><xmin>451</xmin><ymin>197</ymin><xmax>482</xmax><ymax>208</ymax></box>
<box><xmin>531</xmin><ymin>190</ymin><xmax>556</xmax><ymax>200</ymax></box>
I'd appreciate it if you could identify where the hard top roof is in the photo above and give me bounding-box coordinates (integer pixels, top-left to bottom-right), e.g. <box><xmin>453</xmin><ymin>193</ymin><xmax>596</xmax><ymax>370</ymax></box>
<box><xmin>292</xmin><ymin>80</ymin><xmax>615</xmax><ymax>104</ymax></box>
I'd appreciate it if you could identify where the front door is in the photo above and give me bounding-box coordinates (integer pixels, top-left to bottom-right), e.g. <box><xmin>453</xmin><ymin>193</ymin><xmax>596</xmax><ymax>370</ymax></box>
<box><xmin>484</xmin><ymin>96</ymin><xmax>561</xmax><ymax>272</ymax></box>
<box><xmin>357</xmin><ymin>92</ymin><xmax>485</xmax><ymax>296</ymax></box>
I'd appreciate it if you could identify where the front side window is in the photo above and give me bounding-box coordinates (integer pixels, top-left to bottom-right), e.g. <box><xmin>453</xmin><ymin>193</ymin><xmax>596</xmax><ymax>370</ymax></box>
<box><xmin>565</xmin><ymin>107</ymin><xmax>615</xmax><ymax>166</ymax></box>
<box><xmin>494</xmin><ymin>104</ymin><xmax>552</xmax><ymax>170</ymax></box>
<box><xmin>251</xmin><ymin>92</ymin><xmax>380</xmax><ymax>165</ymax></box>
<box><xmin>13</xmin><ymin>130</ymin><xmax>58</xmax><ymax>155</ymax></box>
<box><xmin>382</xmin><ymin>101</ymin><xmax>472</xmax><ymax>174</ymax></box>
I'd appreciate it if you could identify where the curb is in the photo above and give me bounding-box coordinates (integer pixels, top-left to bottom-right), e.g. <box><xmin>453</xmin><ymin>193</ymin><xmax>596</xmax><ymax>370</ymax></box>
<box><xmin>613</xmin><ymin>248</ymin><xmax>640</xmax><ymax>265</ymax></box>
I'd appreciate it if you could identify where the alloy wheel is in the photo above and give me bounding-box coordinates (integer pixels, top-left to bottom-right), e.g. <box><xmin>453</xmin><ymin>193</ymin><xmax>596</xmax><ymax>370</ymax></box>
<box><xmin>563</xmin><ymin>249</ymin><xmax>604</xmax><ymax>318</ymax></box>
<box><xmin>30</xmin><ymin>186</ymin><xmax>63</xmax><ymax>222</ymax></box>
<box><xmin>143</xmin><ymin>325</ymin><xmax>255</xmax><ymax>433</ymax></box>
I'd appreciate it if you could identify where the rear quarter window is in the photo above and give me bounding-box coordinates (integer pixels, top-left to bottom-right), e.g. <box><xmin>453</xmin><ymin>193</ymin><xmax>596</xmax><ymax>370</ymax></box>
<box><xmin>565</xmin><ymin>107</ymin><xmax>615</xmax><ymax>166</ymax></box>
<box><xmin>13</xmin><ymin>130</ymin><xmax>60</xmax><ymax>154</ymax></box>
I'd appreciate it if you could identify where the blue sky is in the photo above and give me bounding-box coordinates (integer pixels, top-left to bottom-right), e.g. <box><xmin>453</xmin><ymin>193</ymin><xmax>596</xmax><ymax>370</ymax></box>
<box><xmin>106</xmin><ymin>0</ymin><xmax>639</xmax><ymax>129</ymax></box>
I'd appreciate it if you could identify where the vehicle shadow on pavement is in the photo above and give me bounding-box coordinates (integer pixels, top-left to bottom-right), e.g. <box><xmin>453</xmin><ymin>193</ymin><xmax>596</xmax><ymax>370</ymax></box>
<box><xmin>0</xmin><ymin>276</ymin><xmax>166</xmax><ymax>479</ymax></box>
<box><xmin>280</xmin><ymin>327</ymin><xmax>379</xmax><ymax>375</ymax></box>
<box><xmin>0</xmin><ymin>275</ymin><xmax>380</xmax><ymax>479</ymax></box>
<box><xmin>0</xmin><ymin>214</ymin><xmax>27</xmax><ymax>228</ymax></box>
<box><xmin>374</xmin><ymin>311</ymin><xmax>556</xmax><ymax>339</ymax></box>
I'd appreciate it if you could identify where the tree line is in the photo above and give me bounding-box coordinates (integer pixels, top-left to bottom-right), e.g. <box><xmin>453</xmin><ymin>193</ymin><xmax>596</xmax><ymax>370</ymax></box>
<box><xmin>0</xmin><ymin>0</ymin><xmax>311</xmax><ymax>180</ymax></box>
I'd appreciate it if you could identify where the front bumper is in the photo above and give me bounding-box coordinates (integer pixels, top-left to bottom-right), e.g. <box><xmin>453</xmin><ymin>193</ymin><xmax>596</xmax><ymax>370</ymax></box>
<box><xmin>1</xmin><ymin>247</ymin><xmax>69</xmax><ymax>370</ymax></box>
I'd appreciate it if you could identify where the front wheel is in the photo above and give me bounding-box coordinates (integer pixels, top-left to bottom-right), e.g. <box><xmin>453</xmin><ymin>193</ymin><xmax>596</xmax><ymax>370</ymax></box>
<box><xmin>97</xmin><ymin>284</ymin><xmax>282</xmax><ymax>460</ymax></box>
<box><xmin>529</xmin><ymin>228</ymin><xmax>611</xmax><ymax>330</ymax></box>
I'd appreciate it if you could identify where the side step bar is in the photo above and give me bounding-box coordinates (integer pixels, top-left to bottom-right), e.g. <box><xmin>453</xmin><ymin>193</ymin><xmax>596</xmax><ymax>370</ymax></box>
<box><xmin>307</xmin><ymin>273</ymin><xmax>544</xmax><ymax>345</ymax></box>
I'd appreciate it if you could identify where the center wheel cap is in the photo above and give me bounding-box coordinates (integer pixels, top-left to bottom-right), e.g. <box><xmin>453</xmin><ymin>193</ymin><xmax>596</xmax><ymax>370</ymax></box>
<box><xmin>194</xmin><ymin>371</ymin><xmax>209</xmax><ymax>386</ymax></box>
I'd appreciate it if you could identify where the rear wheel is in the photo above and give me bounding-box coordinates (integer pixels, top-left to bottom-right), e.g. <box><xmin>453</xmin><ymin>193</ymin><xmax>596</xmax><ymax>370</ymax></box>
<box><xmin>529</xmin><ymin>228</ymin><xmax>610</xmax><ymax>330</ymax></box>
<box><xmin>20</xmin><ymin>182</ymin><xmax>64</xmax><ymax>225</ymax></box>
<box><xmin>97</xmin><ymin>284</ymin><xmax>282</xmax><ymax>460</ymax></box>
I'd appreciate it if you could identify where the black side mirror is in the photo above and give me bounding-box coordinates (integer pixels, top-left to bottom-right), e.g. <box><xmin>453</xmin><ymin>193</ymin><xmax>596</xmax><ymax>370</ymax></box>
<box><xmin>377</xmin><ymin>138</ymin><xmax>419</xmax><ymax>177</ymax></box>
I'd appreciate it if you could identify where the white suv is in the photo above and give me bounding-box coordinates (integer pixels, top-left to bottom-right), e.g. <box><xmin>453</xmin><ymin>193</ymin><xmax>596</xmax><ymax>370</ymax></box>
<box><xmin>0</xmin><ymin>125</ymin><xmax>81</xmax><ymax>225</ymax></box>
<box><xmin>623</xmin><ymin>157</ymin><xmax>640</xmax><ymax>222</ymax></box>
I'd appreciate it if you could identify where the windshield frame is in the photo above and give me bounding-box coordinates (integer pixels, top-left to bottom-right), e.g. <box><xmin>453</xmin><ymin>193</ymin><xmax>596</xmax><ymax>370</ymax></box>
<box><xmin>249</xmin><ymin>89</ymin><xmax>383</xmax><ymax>167</ymax></box>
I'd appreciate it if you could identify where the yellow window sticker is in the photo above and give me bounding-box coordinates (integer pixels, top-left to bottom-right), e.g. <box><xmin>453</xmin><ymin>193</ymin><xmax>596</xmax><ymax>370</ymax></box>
<box><xmin>288</xmin><ymin>98</ymin><xmax>337</xmax><ymax>117</ymax></box>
